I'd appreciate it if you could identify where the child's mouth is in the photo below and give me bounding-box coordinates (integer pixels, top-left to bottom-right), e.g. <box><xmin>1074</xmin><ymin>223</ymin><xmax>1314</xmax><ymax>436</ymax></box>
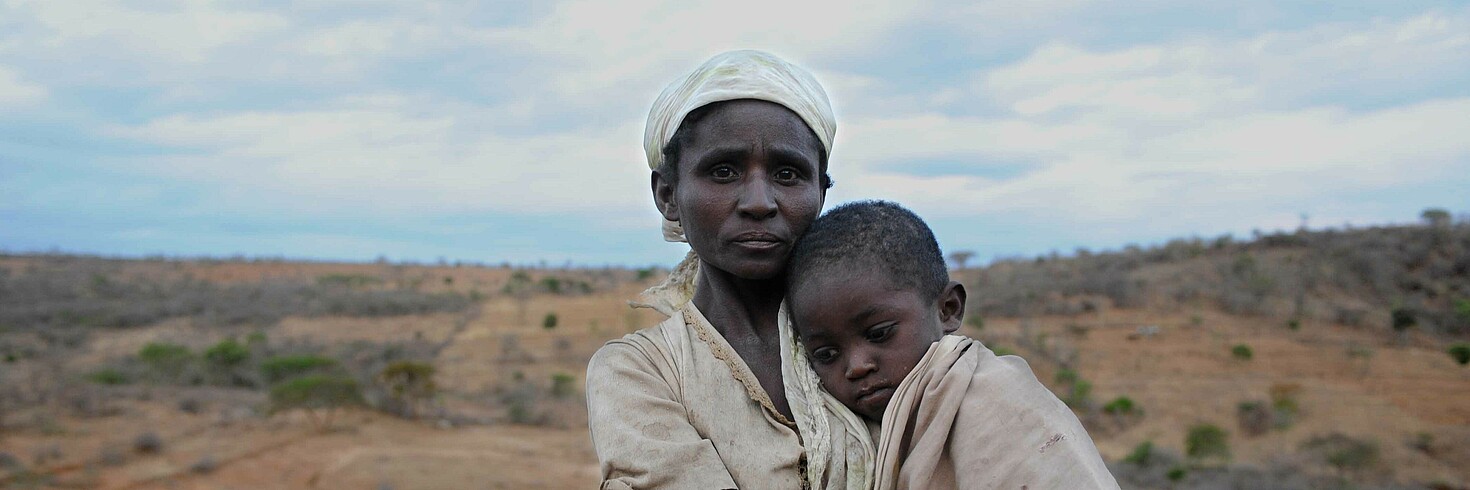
<box><xmin>856</xmin><ymin>386</ymin><xmax>894</xmax><ymax>407</ymax></box>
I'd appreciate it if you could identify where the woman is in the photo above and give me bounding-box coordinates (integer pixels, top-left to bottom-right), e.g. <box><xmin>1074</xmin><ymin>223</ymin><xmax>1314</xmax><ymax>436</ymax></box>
<box><xmin>586</xmin><ymin>50</ymin><xmax>871</xmax><ymax>489</ymax></box>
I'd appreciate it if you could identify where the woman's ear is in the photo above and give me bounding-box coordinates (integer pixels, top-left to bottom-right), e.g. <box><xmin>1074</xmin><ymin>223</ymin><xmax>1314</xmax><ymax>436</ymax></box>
<box><xmin>937</xmin><ymin>281</ymin><xmax>967</xmax><ymax>334</ymax></box>
<box><xmin>651</xmin><ymin>170</ymin><xmax>679</xmax><ymax>222</ymax></box>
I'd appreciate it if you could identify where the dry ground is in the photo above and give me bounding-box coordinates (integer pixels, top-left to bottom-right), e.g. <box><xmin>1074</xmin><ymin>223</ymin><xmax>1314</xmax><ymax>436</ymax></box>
<box><xmin>2</xmin><ymin>258</ymin><xmax>1468</xmax><ymax>489</ymax></box>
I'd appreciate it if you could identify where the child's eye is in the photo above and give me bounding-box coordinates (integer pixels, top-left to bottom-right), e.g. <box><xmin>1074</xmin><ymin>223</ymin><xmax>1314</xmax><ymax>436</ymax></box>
<box><xmin>865</xmin><ymin>324</ymin><xmax>895</xmax><ymax>343</ymax></box>
<box><xmin>810</xmin><ymin>347</ymin><xmax>838</xmax><ymax>364</ymax></box>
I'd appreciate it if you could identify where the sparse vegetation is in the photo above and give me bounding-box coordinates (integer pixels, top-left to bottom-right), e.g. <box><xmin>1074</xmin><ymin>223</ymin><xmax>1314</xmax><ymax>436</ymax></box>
<box><xmin>1230</xmin><ymin>344</ymin><xmax>1253</xmax><ymax>361</ymax></box>
<box><xmin>85</xmin><ymin>368</ymin><xmax>129</xmax><ymax>385</ymax></box>
<box><xmin>956</xmin><ymin>221</ymin><xmax>1470</xmax><ymax>336</ymax></box>
<box><xmin>0</xmin><ymin>257</ymin><xmax>472</xmax><ymax>331</ymax></box>
<box><xmin>542</xmin><ymin>312</ymin><xmax>558</xmax><ymax>330</ymax></box>
<box><xmin>1185</xmin><ymin>424</ymin><xmax>1230</xmax><ymax>460</ymax></box>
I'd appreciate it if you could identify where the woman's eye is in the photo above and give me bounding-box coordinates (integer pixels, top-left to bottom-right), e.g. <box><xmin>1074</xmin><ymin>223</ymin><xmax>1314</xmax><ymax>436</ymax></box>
<box><xmin>865</xmin><ymin>325</ymin><xmax>895</xmax><ymax>343</ymax></box>
<box><xmin>774</xmin><ymin>168</ymin><xmax>798</xmax><ymax>182</ymax></box>
<box><xmin>710</xmin><ymin>166</ymin><xmax>737</xmax><ymax>180</ymax></box>
<box><xmin>811</xmin><ymin>347</ymin><xmax>838</xmax><ymax>364</ymax></box>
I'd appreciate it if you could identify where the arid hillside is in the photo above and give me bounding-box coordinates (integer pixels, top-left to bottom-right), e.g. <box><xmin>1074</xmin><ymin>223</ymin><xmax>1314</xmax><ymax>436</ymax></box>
<box><xmin>1</xmin><ymin>220</ymin><xmax>1467</xmax><ymax>489</ymax></box>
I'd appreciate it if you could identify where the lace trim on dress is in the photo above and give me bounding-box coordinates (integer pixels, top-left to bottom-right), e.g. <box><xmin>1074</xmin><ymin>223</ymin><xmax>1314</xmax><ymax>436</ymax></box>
<box><xmin>682</xmin><ymin>305</ymin><xmax>798</xmax><ymax>429</ymax></box>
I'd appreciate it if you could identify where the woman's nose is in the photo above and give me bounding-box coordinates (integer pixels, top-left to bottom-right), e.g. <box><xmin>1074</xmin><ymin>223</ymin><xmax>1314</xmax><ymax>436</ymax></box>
<box><xmin>736</xmin><ymin>178</ymin><xmax>778</xmax><ymax>219</ymax></box>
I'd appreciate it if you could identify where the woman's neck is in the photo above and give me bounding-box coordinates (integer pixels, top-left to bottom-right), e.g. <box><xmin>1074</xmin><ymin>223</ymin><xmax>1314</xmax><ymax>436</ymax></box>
<box><xmin>690</xmin><ymin>261</ymin><xmax>786</xmax><ymax>342</ymax></box>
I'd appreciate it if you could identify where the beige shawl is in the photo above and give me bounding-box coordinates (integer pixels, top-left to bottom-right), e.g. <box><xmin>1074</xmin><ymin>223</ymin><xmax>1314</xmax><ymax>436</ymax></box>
<box><xmin>874</xmin><ymin>335</ymin><xmax>1120</xmax><ymax>490</ymax></box>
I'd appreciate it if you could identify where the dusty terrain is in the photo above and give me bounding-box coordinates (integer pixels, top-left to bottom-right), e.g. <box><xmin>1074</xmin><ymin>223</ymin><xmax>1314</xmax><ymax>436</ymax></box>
<box><xmin>2</xmin><ymin>250</ymin><xmax>1468</xmax><ymax>489</ymax></box>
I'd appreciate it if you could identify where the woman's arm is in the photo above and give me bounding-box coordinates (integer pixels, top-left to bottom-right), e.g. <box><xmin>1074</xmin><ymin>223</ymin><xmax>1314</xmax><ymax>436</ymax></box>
<box><xmin>586</xmin><ymin>339</ymin><xmax>738</xmax><ymax>490</ymax></box>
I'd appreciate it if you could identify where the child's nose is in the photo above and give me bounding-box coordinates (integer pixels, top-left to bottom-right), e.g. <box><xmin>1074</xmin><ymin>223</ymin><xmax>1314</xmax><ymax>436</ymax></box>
<box><xmin>844</xmin><ymin>357</ymin><xmax>876</xmax><ymax>380</ymax></box>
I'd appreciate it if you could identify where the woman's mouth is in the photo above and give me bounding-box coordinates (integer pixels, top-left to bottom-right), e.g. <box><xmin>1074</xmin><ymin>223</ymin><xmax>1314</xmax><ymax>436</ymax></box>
<box><xmin>731</xmin><ymin>231</ymin><xmax>784</xmax><ymax>250</ymax></box>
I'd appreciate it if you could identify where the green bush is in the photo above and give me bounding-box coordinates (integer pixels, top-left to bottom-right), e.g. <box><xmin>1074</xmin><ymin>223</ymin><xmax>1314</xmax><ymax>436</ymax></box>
<box><xmin>1449</xmin><ymin>343</ymin><xmax>1470</xmax><ymax>365</ymax></box>
<box><xmin>1103</xmin><ymin>396</ymin><xmax>1136</xmax><ymax>415</ymax></box>
<box><xmin>1303</xmin><ymin>433</ymin><xmax>1379</xmax><ymax>474</ymax></box>
<box><xmin>550</xmin><ymin>372</ymin><xmax>576</xmax><ymax>398</ymax></box>
<box><xmin>1166</xmin><ymin>465</ymin><xmax>1188</xmax><ymax>482</ymax></box>
<box><xmin>138</xmin><ymin>342</ymin><xmax>192</xmax><ymax>371</ymax></box>
<box><xmin>1122</xmin><ymin>441</ymin><xmax>1153</xmax><ymax>466</ymax></box>
<box><xmin>1054</xmin><ymin>368</ymin><xmax>1079</xmax><ymax>385</ymax></box>
<box><xmin>86</xmin><ymin>368</ymin><xmax>129</xmax><ymax>385</ymax></box>
<box><xmin>203</xmin><ymin>339</ymin><xmax>249</xmax><ymax>368</ymax></box>
<box><xmin>1287</xmin><ymin>318</ymin><xmax>1301</xmax><ymax>331</ymax></box>
<box><xmin>1066</xmin><ymin>380</ymin><xmax>1093</xmax><ymax>409</ymax></box>
<box><xmin>1185</xmin><ymin>424</ymin><xmax>1230</xmax><ymax>460</ymax></box>
<box><xmin>1231</xmin><ymin>344</ymin><xmax>1253</xmax><ymax>361</ymax></box>
<box><xmin>259</xmin><ymin>355</ymin><xmax>338</xmax><ymax>383</ymax></box>
<box><xmin>268</xmin><ymin>374</ymin><xmax>365</xmax><ymax>429</ymax></box>
<box><xmin>542</xmin><ymin>312</ymin><xmax>558</xmax><ymax>330</ymax></box>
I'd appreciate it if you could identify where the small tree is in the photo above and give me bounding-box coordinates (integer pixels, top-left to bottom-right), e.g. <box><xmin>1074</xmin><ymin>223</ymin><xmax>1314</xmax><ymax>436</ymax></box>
<box><xmin>204</xmin><ymin>339</ymin><xmax>250</xmax><ymax>385</ymax></box>
<box><xmin>268</xmin><ymin>375</ymin><xmax>365</xmax><ymax>431</ymax></box>
<box><xmin>948</xmin><ymin>250</ymin><xmax>976</xmax><ymax>270</ymax></box>
<box><xmin>377</xmin><ymin>361</ymin><xmax>437</xmax><ymax>419</ymax></box>
<box><xmin>542</xmin><ymin>312</ymin><xmax>559</xmax><ymax>330</ymax></box>
<box><xmin>1421</xmin><ymin>208</ymin><xmax>1451</xmax><ymax>227</ymax></box>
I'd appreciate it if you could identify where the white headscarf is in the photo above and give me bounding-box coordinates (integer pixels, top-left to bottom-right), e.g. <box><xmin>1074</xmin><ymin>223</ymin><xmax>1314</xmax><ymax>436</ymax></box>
<box><xmin>634</xmin><ymin>50</ymin><xmax>872</xmax><ymax>490</ymax></box>
<box><xmin>634</xmin><ymin>49</ymin><xmax>837</xmax><ymax>315</ymax></box>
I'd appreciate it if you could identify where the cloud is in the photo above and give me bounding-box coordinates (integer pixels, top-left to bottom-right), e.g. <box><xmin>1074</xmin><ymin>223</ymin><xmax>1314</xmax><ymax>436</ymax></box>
<box><xmin>823</xmin><ymin>10</ymin><xmax>1470</xmax><ymax>247</ymax></box>
<box><xmin>0</xmin><ymin>65</ymin><xmax>46</xmax><ymax>105</ymax></box>
<box><xmin>104</xmin><ymin>98</ymin><xmax>654</xmax><ymax>221</ymax></box>
<box><xmin>7</xmin><ymin>0</ymin><xmax>290</xmax><ymax>62</ymax></box>
<box><xmin>4</xmin><ymin>1</ymin><xmax>1469</xmax><ymax>262</ymax></box>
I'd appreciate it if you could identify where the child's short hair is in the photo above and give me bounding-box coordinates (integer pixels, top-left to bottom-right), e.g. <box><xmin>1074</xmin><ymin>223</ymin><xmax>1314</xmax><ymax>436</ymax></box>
<box><xmin>786</xmin><ymin>200</ymin><xmax>950</xmax><ymax>301</ymax></box>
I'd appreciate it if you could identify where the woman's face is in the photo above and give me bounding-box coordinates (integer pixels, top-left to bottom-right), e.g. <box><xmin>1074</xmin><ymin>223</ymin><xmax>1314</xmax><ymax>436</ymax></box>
<box><xmin>655</xmin><ymin>99</ymin><xmax>826</xmax><ymax>280</ymax></box>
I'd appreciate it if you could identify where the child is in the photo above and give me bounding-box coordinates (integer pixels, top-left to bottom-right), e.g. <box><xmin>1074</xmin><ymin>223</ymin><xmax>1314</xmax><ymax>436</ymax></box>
<box><xmin>784</xmin><ymin>201</ymin><xmax>1119</xmax><ymax>490</ymax></box>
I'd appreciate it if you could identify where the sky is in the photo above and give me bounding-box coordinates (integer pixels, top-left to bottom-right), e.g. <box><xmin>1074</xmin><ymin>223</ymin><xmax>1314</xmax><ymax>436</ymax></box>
<box><xmin>2</xmin><ymin>1</ymin><xmax>1468</xmax><ymax>267</ymax></box>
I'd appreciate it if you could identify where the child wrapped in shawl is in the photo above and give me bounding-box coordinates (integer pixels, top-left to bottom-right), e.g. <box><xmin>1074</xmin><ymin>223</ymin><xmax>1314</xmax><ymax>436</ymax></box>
<box><xmin>784</xmin><ymin>201</ymin><xmax>1120</xmax><ymax>490</ymax></box>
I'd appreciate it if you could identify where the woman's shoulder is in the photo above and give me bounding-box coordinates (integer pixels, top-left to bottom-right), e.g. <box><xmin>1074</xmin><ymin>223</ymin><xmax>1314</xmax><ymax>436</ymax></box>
<box><xmin>588</xmin><ymin>312</ymin><xmax>685</xmax><ymax>375</ymax></box>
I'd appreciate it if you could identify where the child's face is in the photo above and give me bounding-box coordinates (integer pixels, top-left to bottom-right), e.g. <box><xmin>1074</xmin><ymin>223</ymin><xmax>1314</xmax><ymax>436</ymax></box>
<box><xmin>788</xmin><ymin>268</ymin><xmax>965</xmax><ymax>421</ymax></box>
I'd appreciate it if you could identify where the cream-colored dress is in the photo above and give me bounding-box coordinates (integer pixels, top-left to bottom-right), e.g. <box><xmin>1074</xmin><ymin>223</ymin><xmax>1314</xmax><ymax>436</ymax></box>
<box><xmin>588</xmin><ymin>301</ymin><xmax>851</xmax><ymax>489</ymax></box>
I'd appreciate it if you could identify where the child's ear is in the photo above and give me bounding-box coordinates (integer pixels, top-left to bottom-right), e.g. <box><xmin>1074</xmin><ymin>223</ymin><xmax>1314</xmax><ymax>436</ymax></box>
<box><xmin>651</xmin><ymin>170</ymin><xmax>679</xmax><ymax>222</ymax></box>
<box><xmin>937</xmin><ymin>281</ymin><xmax>967</xmax><ymax>334</ymax></box>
